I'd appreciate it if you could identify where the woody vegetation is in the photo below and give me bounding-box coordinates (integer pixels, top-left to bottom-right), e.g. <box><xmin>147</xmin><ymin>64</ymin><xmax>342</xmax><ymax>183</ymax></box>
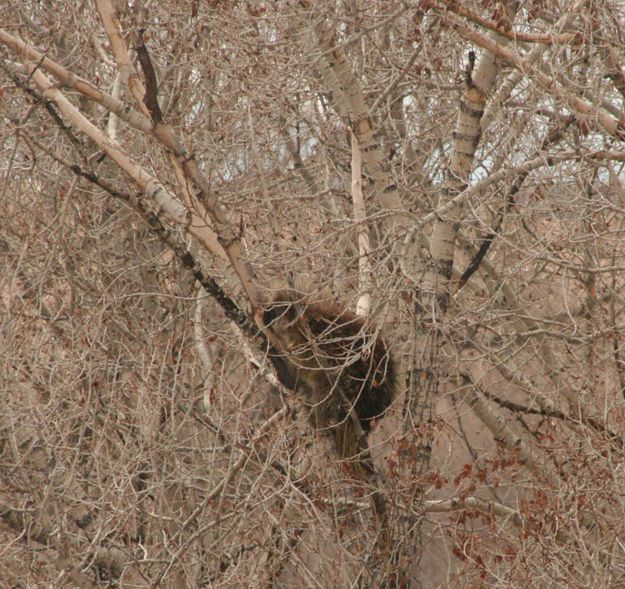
<box><xmin>1</xmin><ymin>1</ymin><xmax>625</xmax><ymax>587</ymax></box>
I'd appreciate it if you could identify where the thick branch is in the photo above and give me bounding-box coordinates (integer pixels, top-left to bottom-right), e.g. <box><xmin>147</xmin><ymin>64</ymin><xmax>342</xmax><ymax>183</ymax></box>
<box><xmin>446</xmin><ymin>15</ymin><xmax>625</xmax><ymax>141</ymax></box>
<box><xmin>436</xmin><ymin>0</ymin><xmax>582</xmax><ymax>45</ymax></box>
<box><xmin>135</xmin><ymin>29</ymin><xmax>163</xmax><ymax>123</ymax></box>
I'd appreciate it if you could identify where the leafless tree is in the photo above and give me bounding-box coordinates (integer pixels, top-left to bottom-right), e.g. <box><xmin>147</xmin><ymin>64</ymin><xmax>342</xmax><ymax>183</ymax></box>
<box><xmin>2</xmin><ymin>1</ymin><xmax>625</xmax><ymax>587</ymax></box>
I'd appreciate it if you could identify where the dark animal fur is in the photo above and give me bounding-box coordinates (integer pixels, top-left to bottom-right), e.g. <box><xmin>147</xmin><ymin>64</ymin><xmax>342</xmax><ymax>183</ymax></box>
<box><xmin>261</xmin><ymin>291</ymin><xmax>396</xmax><ymax>461</ymax></box>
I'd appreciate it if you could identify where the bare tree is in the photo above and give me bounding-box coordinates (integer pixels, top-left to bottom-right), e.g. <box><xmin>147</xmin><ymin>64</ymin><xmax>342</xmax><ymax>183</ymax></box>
<box><xmin>2</xmin><ymin>1</ymin><xmax>625</xmax><ymax>587</ymax></box>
